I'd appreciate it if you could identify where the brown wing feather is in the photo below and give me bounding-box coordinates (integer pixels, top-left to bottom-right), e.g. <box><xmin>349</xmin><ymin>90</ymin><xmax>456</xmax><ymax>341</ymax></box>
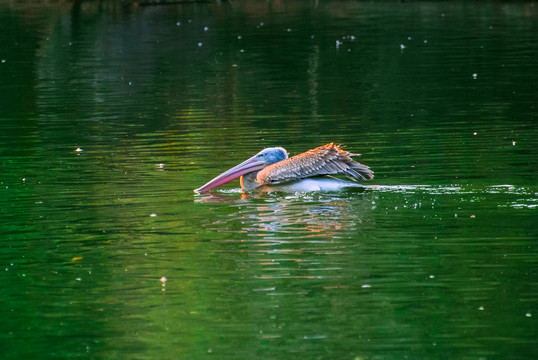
<box><xmin>257</xmin><ymin>143</ymin><xmax>374</xmax><ymax>185</ymax></box>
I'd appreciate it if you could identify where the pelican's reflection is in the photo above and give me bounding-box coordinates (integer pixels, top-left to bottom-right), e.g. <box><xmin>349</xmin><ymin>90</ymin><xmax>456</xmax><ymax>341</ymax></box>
<box><xmin>198</xmin><ymin>190</ymin><xmax>375</xmax><ymax>288</ymax></box>
<box><xmin>200</xmin><ymin>189</ymin><xmax>375</xmax><ymax>244</ymax></box>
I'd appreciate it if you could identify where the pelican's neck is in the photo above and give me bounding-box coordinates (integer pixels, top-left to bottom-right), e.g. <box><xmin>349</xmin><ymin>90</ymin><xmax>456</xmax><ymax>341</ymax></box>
<box><xmin>240</xmin><ymin>172</ymin><xmax>261</xmax><ymax>191</ymax></box>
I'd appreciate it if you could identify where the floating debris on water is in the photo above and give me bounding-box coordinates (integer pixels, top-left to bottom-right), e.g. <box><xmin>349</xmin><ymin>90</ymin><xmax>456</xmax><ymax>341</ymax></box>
<box><xmin>253</xmin><ymin>287</ymin><xmax>276</xmax><ymax>292</ymax></box>
<box><xmin>204</xmin><ymin>26</ymin><xmax>209</xmax><ymax>31</ymax></box>
<box><xmin>176</xmin><ymin>21</ymin><xmax>181</xmax><ymax>26</ymax></box>
<box><xmin>75</xmin><ymin>147</ymin><xmax>83</xmax><ymax>152</ymax></box>
<box><xmin>400</xmin><ymin>44</ymin><xmax>406</xmax><ymax>50</ymax></box>
<box><xmin>150</xmin><ymin>213</ymin><xmax>157</xmax><ymax>217</ymax></box>
<box><xmin>198</xmin><ymin>42</ymin><xmax>203</xmax><ymax>47</ymax></box>
<box><xmin>472</xmin><ymin>73</ymin><xmax>478</xmax><ymax>79</ymax></box>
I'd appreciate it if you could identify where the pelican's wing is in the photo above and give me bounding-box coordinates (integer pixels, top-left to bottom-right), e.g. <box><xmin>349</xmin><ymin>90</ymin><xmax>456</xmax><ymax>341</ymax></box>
<box><xmin>257</xmin><ymin>143</ymin><xmax>374</xmax><ymax>185</ymax></box>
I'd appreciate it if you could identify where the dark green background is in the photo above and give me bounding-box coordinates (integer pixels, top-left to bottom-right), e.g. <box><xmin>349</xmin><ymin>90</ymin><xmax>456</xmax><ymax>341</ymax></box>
<box><xmin>1</xmin><ymin>1</ymin><xmax>536</xmax><ymax>359</ymax></box>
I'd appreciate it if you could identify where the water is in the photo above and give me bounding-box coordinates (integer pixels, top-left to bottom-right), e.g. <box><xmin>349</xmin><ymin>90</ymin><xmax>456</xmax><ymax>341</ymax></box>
<box><xmin>1</xmin><ymin>1</ymin><xmax>537</xmax><ymax>359</ymax></box>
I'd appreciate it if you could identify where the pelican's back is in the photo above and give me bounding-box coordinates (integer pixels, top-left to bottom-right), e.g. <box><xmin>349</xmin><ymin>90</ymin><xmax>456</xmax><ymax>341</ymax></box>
<box><xmin>257</xmin><ymin>143</ymin><xmax>373</xmax><ymax>185</ymax></box>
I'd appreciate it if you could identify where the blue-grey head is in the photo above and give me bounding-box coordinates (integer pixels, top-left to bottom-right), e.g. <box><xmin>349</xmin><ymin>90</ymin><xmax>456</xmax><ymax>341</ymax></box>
<box><xmin>253</xmin><ymin>147</ymin><xmax>289</xmax><ymax>166</ymax></box>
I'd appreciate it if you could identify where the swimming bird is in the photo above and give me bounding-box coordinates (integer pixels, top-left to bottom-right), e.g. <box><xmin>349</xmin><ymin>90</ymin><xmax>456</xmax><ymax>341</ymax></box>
<box><xmin>194</xmin><ymin>143</ymin><xmax>374</xmax><ymax>193</ymax></box>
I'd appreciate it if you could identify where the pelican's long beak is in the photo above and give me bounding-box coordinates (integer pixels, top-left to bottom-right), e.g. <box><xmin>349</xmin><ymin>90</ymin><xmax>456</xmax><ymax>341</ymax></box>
<box><xmin>194</xmin><ymin>155</ymin><xmax>266</xmax><ymax>193</ymax></box>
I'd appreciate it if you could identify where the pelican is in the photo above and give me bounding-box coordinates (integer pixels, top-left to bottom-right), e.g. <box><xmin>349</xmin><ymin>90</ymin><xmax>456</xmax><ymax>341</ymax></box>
<box><xmin>194</xmin><ymin>143</ymin><xmax>374</xmax><ymax>193</ymax></box>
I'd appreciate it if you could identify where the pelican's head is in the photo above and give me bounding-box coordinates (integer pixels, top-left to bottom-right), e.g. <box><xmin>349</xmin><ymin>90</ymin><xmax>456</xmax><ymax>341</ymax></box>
<box><xmin>253</xmin><ymin>147</ymin><xmax>288</xmax><ymax>166</ymax></box>
<box><xmin>194</xmin><ymin>147</ymin><xmax>288</xmax><ymax>193</ymax></box>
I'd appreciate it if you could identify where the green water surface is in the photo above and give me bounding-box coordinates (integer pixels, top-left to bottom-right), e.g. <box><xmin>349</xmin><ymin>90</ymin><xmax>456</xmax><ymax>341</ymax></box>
<box><xmin>1</xmin><ymin>1</ymin><xmax>537</xmax><ymax>359</ymax></box>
